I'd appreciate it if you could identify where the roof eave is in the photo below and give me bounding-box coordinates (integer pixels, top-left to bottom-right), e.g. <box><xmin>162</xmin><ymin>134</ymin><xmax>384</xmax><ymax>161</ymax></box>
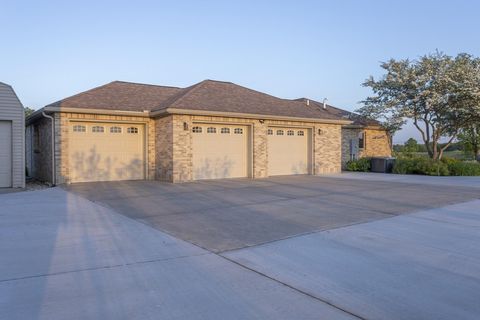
<box><xmin>343</xmin><ymin>124</ymin><xmax>385</xmax><ymax>129</ymax></box>
<box><xmin>48</xmin><ymin>106</ymin><xmax>150</xmax><ymax>116</ymax></box>
<box><xmin>152</xmin><ymin>108</ymin><xmax>353</xmax><ymax>125</ymax></box>
<box><xmin>26</xmin><ymin>106</ymin><xmax>354</xmax><ymax>125</ymax></box>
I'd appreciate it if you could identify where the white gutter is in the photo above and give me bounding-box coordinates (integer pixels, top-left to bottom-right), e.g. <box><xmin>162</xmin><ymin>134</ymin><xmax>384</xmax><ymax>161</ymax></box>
<box><xmin>42</xmin><ymin>112</ymin><xmax>55</xmax><ymax>186</ymax></box>
<box><xmin>44</xmin><ymin>106</ymin><xmax>150</xmax><ymax>117</ymax></box>
<box><xmin>29</xmin><ymin>106</ymin><xmax>353</xmax><ymax>125</ymax></box>
<box><xmin>151</xmin><ymin>108</ymin><xmax>353</xmax><ymax>125</ymax></box>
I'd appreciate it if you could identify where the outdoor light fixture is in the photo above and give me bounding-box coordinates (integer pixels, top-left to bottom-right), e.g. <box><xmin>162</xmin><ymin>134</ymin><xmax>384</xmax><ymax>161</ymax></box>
<box><xmin>318</xmin><ymin>128</ymin><xmax>323</xmax><ymax>135</ymax></box>
<box><xmin>183</xmin><ymin>122</ymin><xmax>189</xmax><ymax>131</ymax></box>
<box><xmin>259</xmin><ymin>119</ymin><xmax>265</xmax><ymax>124</ymax></box>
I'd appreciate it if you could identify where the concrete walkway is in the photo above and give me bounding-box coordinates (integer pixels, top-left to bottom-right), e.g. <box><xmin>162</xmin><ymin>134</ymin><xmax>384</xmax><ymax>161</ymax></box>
<box><xmin>224</xmin><ymin>199</ymin><xmax>480</xmax><ymax>320</ymax></box>
<box><xmin>0</xmin><ymin>188</ymin><xmax>354</xmax><ymax>320</ymax></box>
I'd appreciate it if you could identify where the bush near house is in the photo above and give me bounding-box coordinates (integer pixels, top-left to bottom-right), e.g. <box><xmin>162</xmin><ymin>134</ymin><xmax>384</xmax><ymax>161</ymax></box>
<box><xmin>345</xmin><ymin>158</ymin><xmax>371</xmax><ymax>172</ymax></box>
<box><xmin>346</xmin><ymin>156</ymin><xmax>480</xmax><ymax>176</ymax></box>
<box><xmin>392</xmin><ymin>157</ymin><xmax>480</xmax><ymax>176</ymax></box>
<box><xmin>447</xmin><ymin>161</ymin><xmax>480</xmax><ymax>176</ymax></box>
<box><xmin>392</xmin><ymin>158</ymin><xmax>449</xmax><ymax>176</ymax></box>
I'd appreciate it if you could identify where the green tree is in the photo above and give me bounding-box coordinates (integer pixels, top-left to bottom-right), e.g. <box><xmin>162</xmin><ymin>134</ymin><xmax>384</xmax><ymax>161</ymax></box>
<box><xmin>403</xmin><ymin>138</ymin><xmax>419</xmax><ymax>156</ymax></box>
<box><xmin>24</xmin><ymin>107</ymin><xmax>35</xmax><ymax>118</ymax></box>
<box><xmin>458</xmin><ymin>125</ymin><xmax>480</xmax><ymax>161</ymax></box>
<box><xmin>357</xmin><ymin>52</ymin><xmax>480</xmax><ymax>160</ymax></box>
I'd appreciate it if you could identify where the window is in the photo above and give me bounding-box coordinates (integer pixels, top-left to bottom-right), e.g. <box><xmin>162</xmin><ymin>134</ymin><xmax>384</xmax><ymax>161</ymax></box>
<box><xmin>207</xmin><ymin>127</ymin><xmax>217</xmax><ymax>133</ymax></box>
<box><xmin>234</xmin><ymin>128</ymin><xmax>243</xmax><ymax>134</ymax></box>
<box><xmin>267</xmin><ymin>129</ymin><xmax>273</xmax><ymax>135</ymax></box>
<box><xmin>73</xmin><ymin>125</ymin><xmax>86</xmax><ymax>133</ymax></box>
<box><xmin>287</xmin><ymin>130</ymin><xmax>294</xmax><ymax>136</ymax></box>
<box><xmin>192</xmin><ymin>126</ymin><xmax>202</xmax><ymax>133</ymax></box>
<box><xmin>358</xmin><ymin>132</ymin><xmax>366</xmax><ymax>149</ymax></box>
<box><xmin>110</xmin><ymin>126</ymin><xmax>122</xmax><ymax>133</ymax></box>
<box><xmin>127</xmin><ymin>127</ymin><xmax>138</xmax><ymax>134</ymax></box>
<box><xmin>92</xmin><ymin>126</ymin><xmax>105</xmax><ymax>133</ymax></box>
<box><xmin>297</xmin><ymin>130</ymin><xmax>304</xmax><ymax>136</ymax></box>
<box><xmin>276</xmin><ymin>130</ymin><xmax>284</xmax><ymax>136</ymax></box>
<box><xmin>221</xmin><ymin>128</ymin><xmax>230</xmax><ymax>134</ymax></box>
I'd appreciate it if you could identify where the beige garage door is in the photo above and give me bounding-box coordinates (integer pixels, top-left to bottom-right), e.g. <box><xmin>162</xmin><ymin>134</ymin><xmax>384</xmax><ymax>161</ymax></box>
<box><xmin>268</xmin><ymin>127</ymin><xmax>311</xmax><ymax>176</ymax></box>
<box><xmin>0</xmin><ymin>121</ymin><xmax>12</xmax><ymax>187</ymax></box>
<box><xmin>192</xmin><ymin>124</ymin><xmax>249</xmax><ymax>180</ymax></box>
<box><xmin>68</xmin><ymin>122</ymin><xmax>145</xmax><ymax>182</ymax></box>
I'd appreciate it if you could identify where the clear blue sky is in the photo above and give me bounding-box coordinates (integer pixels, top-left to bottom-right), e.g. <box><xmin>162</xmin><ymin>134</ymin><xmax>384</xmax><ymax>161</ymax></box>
<box><xmin>2</xmin><ymin>0</ymin><xmax>479</xmax><ymax>143</ymax></box>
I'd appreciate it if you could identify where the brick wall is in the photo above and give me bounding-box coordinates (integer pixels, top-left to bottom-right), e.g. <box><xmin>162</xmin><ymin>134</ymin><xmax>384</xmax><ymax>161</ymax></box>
<box><xmin>341</xmin><ymin>127</ymin><xmax>391</xmax><ymax>168</ymax></box>
<box><xmin>155</xmin><ymin>114</ymin><xmax>343</xmax><ymax>182</ymax></box>
<box><xmin>34</xmin><ymin>111</ymin><xmax>390</xmax><ymax>183</ymax></box>
<box><xmin>29</xmin><ymin>117</ymin><xmax>53</xmax><ymax>183</ymax></box>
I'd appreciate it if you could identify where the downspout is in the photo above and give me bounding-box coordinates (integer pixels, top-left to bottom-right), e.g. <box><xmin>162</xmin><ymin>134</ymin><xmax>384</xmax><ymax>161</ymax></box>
<box><xmin>42</xmin><ymin>112</ymin><xmax>55</xmax><ymax>186</ymax></box>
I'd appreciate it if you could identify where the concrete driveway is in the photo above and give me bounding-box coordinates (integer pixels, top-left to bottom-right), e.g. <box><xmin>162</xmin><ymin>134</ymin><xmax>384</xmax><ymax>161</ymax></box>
<box><xmin>65</xmin><ymin>175</ymin><xmax>479</xmax><ymax>252</ymax></box>
<box><xmin>2</xmin><ymin>174</ymin><xmax>480</xmax><ymax>319</ymax></box>
<box><xmin>0</xmin><ymin>187</ymin><xmax>351</xmax><ymax>320</ymax></box>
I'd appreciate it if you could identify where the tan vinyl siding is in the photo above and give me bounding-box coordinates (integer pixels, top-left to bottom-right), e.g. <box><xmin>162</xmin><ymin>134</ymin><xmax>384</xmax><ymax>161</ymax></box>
<box><xmin>0</xmin><ymin>83</ymin><xmax>25</xmax><ymax>188</ymax></box>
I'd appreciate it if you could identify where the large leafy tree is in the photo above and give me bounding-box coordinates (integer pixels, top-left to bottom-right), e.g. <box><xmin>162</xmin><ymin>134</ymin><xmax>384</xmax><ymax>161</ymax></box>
<box><xmin>358</xmin><ymin>52</ymin><xmax>480</xmax><ymax>160</ymax></box>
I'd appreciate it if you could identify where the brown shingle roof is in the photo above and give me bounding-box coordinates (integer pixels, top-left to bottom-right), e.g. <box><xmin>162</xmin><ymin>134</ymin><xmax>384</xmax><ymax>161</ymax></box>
<box><xmin>47</xmin><ymin>81</ymin><xmax>182</xmax><ymax>111</ymax></box>
<box><xmin>45</xmin><ymin>79</ymin><xmax>377</xmax><ymax>125</ymax></box>
<box><xmin>152</xmin><ymin>80</ymin><xmax>343</xmax><ymax>121</ymax></box>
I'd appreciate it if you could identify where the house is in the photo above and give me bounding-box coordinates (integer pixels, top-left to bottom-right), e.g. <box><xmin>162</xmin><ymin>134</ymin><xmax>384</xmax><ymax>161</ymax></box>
<box><xmin>0</xmin><ymin>82</ymin><xmax>25</xmax><ymax>188</ymax></box>
<box><xmin>25</xmin><ymin>80</ymin><xmax>391</xmax><ymax>184</ymax></box>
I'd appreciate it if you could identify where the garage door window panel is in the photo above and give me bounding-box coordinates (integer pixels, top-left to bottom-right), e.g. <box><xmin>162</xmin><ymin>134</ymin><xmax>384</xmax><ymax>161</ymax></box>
<box><xmin>92</xmin><ymin>126</ymin><xmax>105</xmax><ymax>133</ymax></box>
<box><xmin>127</xmin><ymin>127</ymin><xmax>138</xmax><ymax>134</ymax></box>
<box><xmin>207</xmin><ymin>127</ymin><xmax>217</xmax><ymax>133</ymax></box>
<box><xmin>234</xmin><ymin>128</ymin><xmax>243</xmax><ymax>134</ymax></box>
<box><xmin>73</xmin><ymin>125</ymin><xmax>86</xmax><ymax>133</ymax></box>
<box><xmin>221</xmin><ymin>128</ymin><xmax>230</xmax><ymax>134</ymax></box>
<box><xmin>110</xmin><ymin>126</ymin><xmax>122</xmax><ymax>133</ymax></box>
<box><xmin>192</xmin><ymin>126</ymin><xmax>202</xmax><ymax>133</ymax></box>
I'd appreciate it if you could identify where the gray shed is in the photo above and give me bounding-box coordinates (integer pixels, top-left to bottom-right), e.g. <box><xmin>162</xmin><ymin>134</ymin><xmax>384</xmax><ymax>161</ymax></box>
<box><xmin>0</xmin><ymin>82</ymin><xmax>25</xmax><ymax>188</ymax></box>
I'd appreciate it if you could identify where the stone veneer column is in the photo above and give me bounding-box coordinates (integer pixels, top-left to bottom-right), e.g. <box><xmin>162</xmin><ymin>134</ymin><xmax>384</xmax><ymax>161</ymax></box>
<box><xmin>171</xmin><ymin>115</ymin><xmax>193</xmax><ymax>182</ymax></box>
<box><xmin>253</xmin><ymin>120</ymin><xmax>268</xmax><ymax>178</ymax></box>
<box><xmin>155</xmin><ymin>116</ymin><xmax>174</xmax><ymax>181</ymax></box>
<box><xmin>314</xmin><ymin>124</ymin><xmax>342</xmax><ymax>174</ymax></box>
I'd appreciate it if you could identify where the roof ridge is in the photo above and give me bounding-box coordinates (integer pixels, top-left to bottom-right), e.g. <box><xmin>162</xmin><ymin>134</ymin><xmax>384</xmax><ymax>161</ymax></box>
<box><xmin>153</xmin><ymin>80</ymin><xmax>209</xmax><ymax>111</ymax></box>
<box><xmin>112</xmin><ymin>80</ymin><xmax>182</xmax><ymax>89</ymax></box>
<box><xmin>207</xmin><ymin>80</ymin><xmax>302</xmax><ymax>103</ymax></box>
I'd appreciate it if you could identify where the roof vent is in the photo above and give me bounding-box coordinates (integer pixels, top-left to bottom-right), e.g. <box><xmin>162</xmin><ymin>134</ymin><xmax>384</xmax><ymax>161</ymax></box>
<box><xmin>306</xmin><ymin>99</ymin><xmax>310</xmax><ymax>106</ymax></box>
<box><xmin>322</xmin><ymin>98</ymin><xmax>328</xmax><ymax>110</ymax></box>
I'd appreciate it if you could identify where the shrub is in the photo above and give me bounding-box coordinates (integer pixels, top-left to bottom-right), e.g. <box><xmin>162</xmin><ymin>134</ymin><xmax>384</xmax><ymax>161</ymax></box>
<box><xmin>447</xmin><ymin>161</ymin><xmax>480</xmax><ymax>176</ymax></box>
<box><xmin>392</xmin><ymin>158</ymin><xmax>416</xmax><ymax>174</ymax></box>
<box><xmin>346</xmin><ymin>158</ymin><xmax>371</xmax><ymax>172</ymax></box>
<box><xmin>392</xmin><ymin>158</ymin><xmax>449</xmax><ymax>176</ymax></box>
